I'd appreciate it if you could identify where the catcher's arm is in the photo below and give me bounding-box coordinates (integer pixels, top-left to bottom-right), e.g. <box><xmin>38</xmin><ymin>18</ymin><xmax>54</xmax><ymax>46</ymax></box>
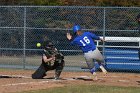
<box><xmin>43</xmin><ymin>54</ymin><xmax>55</xmax><ymax>63</ymax></box>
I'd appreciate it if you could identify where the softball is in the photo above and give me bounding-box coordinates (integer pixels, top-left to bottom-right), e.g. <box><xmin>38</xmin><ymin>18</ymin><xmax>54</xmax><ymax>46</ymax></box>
<box><xmin>36</xmin><ymin>43</ymin><xmax>41</xmax><ymax>47</ymax></box>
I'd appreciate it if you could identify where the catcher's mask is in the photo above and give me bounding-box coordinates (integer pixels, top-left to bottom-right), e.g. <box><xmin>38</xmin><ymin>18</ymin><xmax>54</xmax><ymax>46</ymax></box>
<box><xmin>43</xmin><ymin>41</ymin><xmax>55</xmax><ymax>50</ymax></box>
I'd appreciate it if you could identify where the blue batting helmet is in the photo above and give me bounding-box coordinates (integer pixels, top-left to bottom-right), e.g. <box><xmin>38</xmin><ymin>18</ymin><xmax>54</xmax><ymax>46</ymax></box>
<box><xmin>73</xmin><ymin>25</ymin><xmax>81</xmax><ymax>33</ymax></box>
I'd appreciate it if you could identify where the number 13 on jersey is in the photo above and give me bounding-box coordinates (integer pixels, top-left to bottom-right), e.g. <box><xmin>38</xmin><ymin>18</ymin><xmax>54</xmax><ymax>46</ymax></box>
<box><xmin>80</xmin><ymin>36</ymin><xmax>90</xmax><ymax>46</ymax></box>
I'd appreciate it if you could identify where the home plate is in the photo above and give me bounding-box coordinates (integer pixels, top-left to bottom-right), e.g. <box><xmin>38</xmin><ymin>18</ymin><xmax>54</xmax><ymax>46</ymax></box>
<box><xmin>73</xmin><ymin>76</ymin><xmax>105</xmax><ymax>81</ymax></box>
<box><xmin>72</xmin><ymin>76</ymin><xmax>93</xmax><ymax>81</ymax></box>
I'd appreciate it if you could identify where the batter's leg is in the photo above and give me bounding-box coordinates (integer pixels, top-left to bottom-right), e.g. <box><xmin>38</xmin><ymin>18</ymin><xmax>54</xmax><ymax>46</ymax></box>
<box><xmin>85</xmin><ymin>58</ymin><xmax>97</xmax><ymax>80</ymax></box>
<box><xmin>85</xmin><ymin>48</ymin><xmax>107</xmax><ymax>74</ymax></box>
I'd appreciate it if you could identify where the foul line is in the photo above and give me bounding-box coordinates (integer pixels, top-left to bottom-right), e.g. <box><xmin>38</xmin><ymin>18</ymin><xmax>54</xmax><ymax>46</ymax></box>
<box><xmin>0</xmin><ymin>74</ymin><xmax>31</xmax><ymax>79</ymax></box>
<box><xmin>2</xmin><ymin>80</ymin><xmax>49</xmax><ymax>87</ymax></box>
<box><xmin>1</xmin><ymin>77</ymin><xmax>76</xmax><ymax>87</ymax></box>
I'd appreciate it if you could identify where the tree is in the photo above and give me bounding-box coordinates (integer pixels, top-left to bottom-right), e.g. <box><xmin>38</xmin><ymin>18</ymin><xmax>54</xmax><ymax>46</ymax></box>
<box><xmin>0</xmin><ymin>0</ymin><xmax>140</xmax><ymax>6</ymax></box>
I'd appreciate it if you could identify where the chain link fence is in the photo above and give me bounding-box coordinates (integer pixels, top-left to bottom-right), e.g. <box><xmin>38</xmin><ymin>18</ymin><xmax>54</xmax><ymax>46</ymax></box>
<box><xmin>0</xmin><ymin>6</ymin><xmax>140</xmax><ymax>72</ymax></box>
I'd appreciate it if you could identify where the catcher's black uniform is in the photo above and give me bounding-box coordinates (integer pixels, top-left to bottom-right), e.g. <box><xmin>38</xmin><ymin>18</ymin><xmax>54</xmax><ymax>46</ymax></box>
<box><xmin>32</xmin><ymin>42</ymin><xmax>65</xmax><ymax>79</ymax></box>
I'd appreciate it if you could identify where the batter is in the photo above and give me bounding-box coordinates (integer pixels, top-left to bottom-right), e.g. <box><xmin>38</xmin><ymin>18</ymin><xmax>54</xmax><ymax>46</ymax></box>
<box><xmin>66</xmin><ymin>25</ymin><xmax>107</xmax><ymax>80</ymax></box>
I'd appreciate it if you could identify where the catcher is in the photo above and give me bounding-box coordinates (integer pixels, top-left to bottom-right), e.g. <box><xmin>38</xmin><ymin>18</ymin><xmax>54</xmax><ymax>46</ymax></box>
<box><xmin>32</xmin><ymin>41</ymin><xmax>65</xmax><ymax>79</ymax></box>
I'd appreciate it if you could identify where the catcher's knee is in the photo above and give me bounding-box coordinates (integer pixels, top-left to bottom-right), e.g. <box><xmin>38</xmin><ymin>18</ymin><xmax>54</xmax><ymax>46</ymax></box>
<box><xmin>32</xmin><ymin>73</ymin><xmax>46</xmax><ymax>79</ymax></box>
<box><xmin>32</xmin><ymin>63</ymin><xmax>47</xmax><ymax>79</ymax></box>
<box><xmin>55</xmin><ymin>62</ymin><xmax>64</xmax><ymax>76</ymax></box>
<box><xmin>56</xmin><ymin>63</ymin><xmax>64</xmax><ymax>71</ymax></box>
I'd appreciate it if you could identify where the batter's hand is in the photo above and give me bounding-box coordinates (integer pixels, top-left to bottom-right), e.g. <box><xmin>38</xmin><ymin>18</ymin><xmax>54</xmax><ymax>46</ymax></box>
<box><xmin>100</xmin><ymin>38</ymin><xmax>106</xmax><ymax>42</ymax></box>
<box><xmin>66</xmin><ymin>33</ymin><xmax>72</xmax><ymax>40</ymax></box>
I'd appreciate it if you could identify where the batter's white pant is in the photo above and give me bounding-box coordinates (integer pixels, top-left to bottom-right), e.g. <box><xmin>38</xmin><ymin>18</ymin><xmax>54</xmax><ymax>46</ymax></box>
<box><xmin>84</xmin><ymin>47</ymin><xmax>105</xmax><ymax>69</ymax></box>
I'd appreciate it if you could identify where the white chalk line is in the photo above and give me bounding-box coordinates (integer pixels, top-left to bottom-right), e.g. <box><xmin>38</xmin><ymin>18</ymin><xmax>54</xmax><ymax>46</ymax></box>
<box><xmin>1</xmin><ymin>77</ymin><xmax>77</xmax><ymax>87</ymax></box>
<box><xmin>2</xmin><ymin>80</ymin><xmax>49</xmax><ymax>87</ymax></box>
<box><xmin>0</xmin><ymin>74</ymin><xmax>31</xmax><ymax>79</ymax></box>
<box><xmin>1</xmin><ymin>75</ymin><xmax>109</xmax><ymax>87</ymax></box>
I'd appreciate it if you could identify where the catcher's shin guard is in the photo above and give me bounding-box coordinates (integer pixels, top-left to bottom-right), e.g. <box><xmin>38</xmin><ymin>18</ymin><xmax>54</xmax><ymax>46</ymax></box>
<box><xmin>54</xmin><ymin>70</ymin><xmax>62</xmax><ymax>80</ymax></box>
<box><xmin>54</xmin><ymin>60</ymin><xmax>64</xmax><ymax>80</ymax></box>
<box><xmin>32</xmin><ymin>63</ymin><xmax>47</xmax><ymax>79</ymax></box>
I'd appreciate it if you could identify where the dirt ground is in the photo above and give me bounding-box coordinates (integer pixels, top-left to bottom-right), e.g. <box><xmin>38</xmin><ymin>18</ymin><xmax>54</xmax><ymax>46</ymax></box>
<box><xmin>0</xmin><ymin>69</ymin><xmax>140</xmax><ymax>93</ymax></box>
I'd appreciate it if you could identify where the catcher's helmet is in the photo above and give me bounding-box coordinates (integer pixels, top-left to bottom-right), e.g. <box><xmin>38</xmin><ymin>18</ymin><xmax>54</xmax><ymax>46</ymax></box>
<box><xmin>73</xmin><ymin>25</ymin><xmax>81</xmax><ymax>33</ymax></box>
<box><xmin>43</xmin><ymin>40</ymin><xmax>54</xmax><ymax>49</ymax></box>
<box><xmin>47</xmin><ymin>41</ymin><xmax>54</xmax><ymax>47</ymax></box>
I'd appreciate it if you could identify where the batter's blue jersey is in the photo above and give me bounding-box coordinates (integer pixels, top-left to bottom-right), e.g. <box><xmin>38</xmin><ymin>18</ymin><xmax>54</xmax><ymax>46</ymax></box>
<box><xmin>71</xmin><ymin>32</ymin><xmax>100</xmax><ymax>53</ymax></box>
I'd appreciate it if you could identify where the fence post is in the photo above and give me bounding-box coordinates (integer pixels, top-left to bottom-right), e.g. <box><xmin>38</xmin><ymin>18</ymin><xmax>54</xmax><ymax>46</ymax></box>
<box><xmin>103</xmin><ymin>8</ymin><xmax>106</xmax><ymax>65</ymax></box>
<box><xmin>23</xmin><ymin>7</ymin><xmax>26</xmax><ymax>69</ymax></box>
<box><xmin>138</xmin><ymin>23</ymin><xmax>140</xmax><ymax>60</ymax></box>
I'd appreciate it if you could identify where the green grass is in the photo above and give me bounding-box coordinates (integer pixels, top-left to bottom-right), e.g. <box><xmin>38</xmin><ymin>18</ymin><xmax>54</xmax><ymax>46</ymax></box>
<box><xmin>17</xmin><ymin>84</ymin><xmax>140</xmax><ymax>93</ymax></box>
